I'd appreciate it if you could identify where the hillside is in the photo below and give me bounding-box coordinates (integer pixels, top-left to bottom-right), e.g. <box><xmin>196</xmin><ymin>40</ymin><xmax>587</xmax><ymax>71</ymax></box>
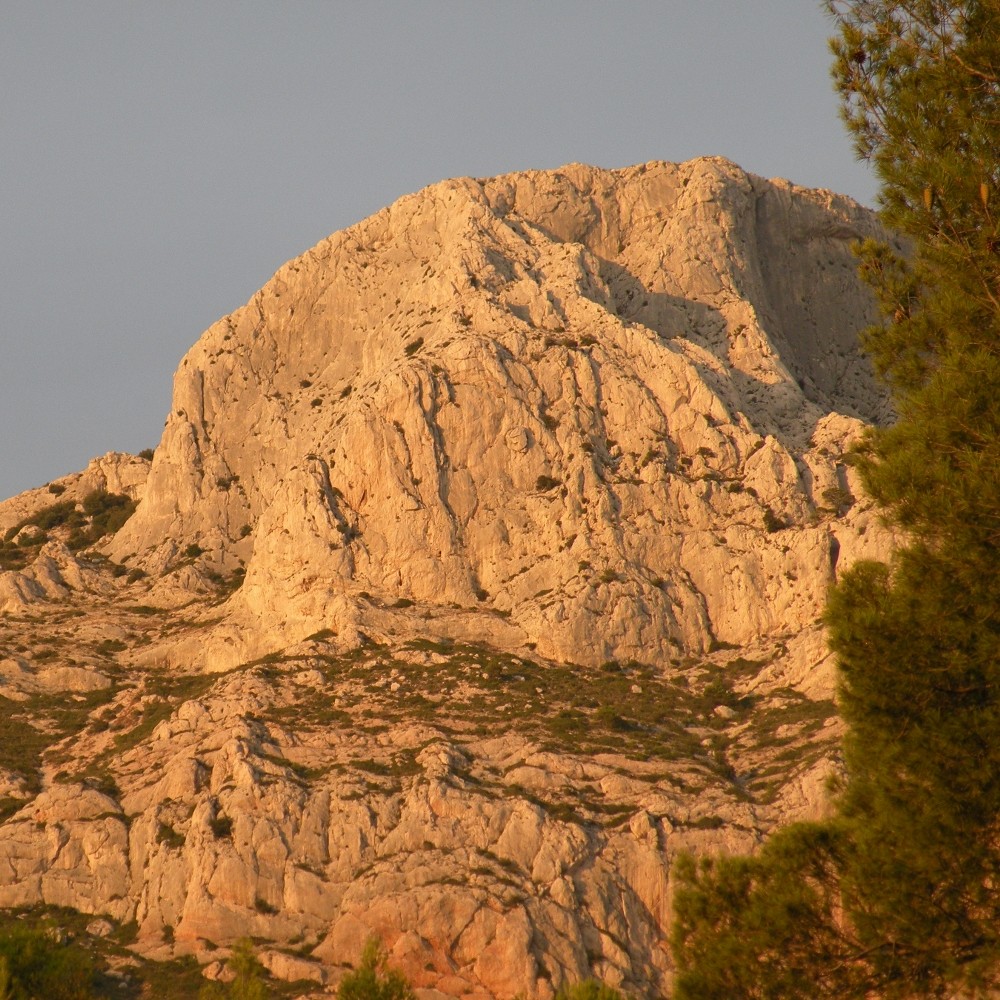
<box><xmin>0</xmin><ymin>158</ymin><xmax>895</xmax><ymax>998</ymax></box>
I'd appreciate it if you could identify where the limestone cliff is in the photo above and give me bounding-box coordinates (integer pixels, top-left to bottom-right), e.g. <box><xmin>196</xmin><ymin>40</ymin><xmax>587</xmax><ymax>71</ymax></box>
<box><xmin>0</xmin><ymin>158</ymin><xmax>896</xmax><ymax>998</ymax></box>
<box><xmin>101</xmin><ymin>158</ymin><xmax>891</xmax><ymax>670</ymax></box>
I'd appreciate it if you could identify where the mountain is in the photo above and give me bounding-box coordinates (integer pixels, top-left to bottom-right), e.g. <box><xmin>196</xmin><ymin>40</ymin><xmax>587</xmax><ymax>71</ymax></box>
<box><xmin>0</xmin><ymin>158</ymin><xmax>895</xmax><ymax>998</ymax></box>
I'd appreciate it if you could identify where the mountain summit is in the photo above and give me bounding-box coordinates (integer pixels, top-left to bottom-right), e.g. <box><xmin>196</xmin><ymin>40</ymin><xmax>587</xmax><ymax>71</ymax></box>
<box><xmin>114</xmin><ymin>157</ymin><xmax>889</xmax><ymax>668</ymax></box>
<box><xmin>0</xmin><ymin>159</ymin><xmax>894</xmax><ymax>997</ymax></box>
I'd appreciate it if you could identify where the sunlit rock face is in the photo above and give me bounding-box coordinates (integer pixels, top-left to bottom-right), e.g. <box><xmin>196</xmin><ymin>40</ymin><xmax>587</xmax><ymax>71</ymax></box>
<box><xmin>0</xmin><ymin>159</ymin><xmax>897</xmax><ymax>998</ymax></box>
<box><xmin>108</xmin><ymin>157</ymin><xmax>891</xmax><ymax>668</ymax></box>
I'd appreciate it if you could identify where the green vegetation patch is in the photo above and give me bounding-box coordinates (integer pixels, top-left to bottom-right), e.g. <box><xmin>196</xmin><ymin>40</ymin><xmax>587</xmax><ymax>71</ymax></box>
<box><xmin>0</xmin><ymin>906</ymin><xmax>315</xmax><ymax>998</ymax></box>
<box><xmin>109</xmin><ymin>671</ymin><xmax>220</xmax><ymax>756</ymax></box>
<box><xmin>257</xmin><ymin>640</ymin><xmax>804</xmax><ymax>802</ymax></box>
<box><xmin>0</xmin><ymin>685</ymin><xmax>119</xmax><ymax>796</ymax></box>
<box><xmin>0</xmin><ymin>491</ymin><xmax>137</xmax><ymax>570</ymax></box>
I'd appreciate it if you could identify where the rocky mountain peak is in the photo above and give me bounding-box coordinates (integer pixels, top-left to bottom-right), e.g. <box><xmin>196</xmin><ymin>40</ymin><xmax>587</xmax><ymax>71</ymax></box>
<box><xmin>0</xmin><ymin>159</ymin><xmax>896</xmax><ymax>998</ymax></box>
<box><xmin>99</xmin><ymin>157</ymin><xmax>890</xmax><ymax>672</ymax></box>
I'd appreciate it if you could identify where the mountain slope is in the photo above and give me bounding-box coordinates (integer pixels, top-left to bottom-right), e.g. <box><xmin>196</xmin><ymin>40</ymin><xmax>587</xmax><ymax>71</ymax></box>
<box><xmin>0</xmin><ymin>158</ymin><xmax>895</xmax><ymax>998</ymax></box>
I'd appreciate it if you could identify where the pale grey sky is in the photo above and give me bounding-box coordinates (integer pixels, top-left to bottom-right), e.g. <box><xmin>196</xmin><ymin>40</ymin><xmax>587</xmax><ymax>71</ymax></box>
<box><xmin>1</xmin><ymin>1</ymin><xmax>876</xmax><ymax>501</ymax></box>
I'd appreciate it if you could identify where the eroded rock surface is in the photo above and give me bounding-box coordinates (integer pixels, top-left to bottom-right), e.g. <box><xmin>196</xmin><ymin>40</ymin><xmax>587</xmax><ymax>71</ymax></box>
<box><xmin>0</xmin><ymin>158</ymin><xmax>896</xmax><ymax>997</ymax></box>
<box><xmin>105</xmin><ymin>157</ymin><xmax>894</xmax><ymax>668</ymax></box>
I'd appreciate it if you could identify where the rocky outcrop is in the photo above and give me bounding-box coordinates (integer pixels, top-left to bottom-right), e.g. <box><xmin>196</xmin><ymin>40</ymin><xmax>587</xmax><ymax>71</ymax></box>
<box><xmin>0</xmin><ymin>158</ymin><xmax>897</xmax><ymax>997</ymax></box>
<box><xmin>0</xmin><ymin>452</ymin><xmax>150</xmax><ymax>536</ymax></box>
<box><xmin>0</xmin><ymin>627</ymin><xmax>841</xmax><ymax>997</ymax></box>
<box><xmin>103</xmin><ymin>157</ymin><xmax>893</xmax><ymax>671</ymax></box>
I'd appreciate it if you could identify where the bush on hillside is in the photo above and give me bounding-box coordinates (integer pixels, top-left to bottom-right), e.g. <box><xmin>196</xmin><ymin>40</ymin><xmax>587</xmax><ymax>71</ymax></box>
<box><xmin>337</xmin><ymin>939</ymin><xmax>414</xmax><ymax>1000</ymax></box>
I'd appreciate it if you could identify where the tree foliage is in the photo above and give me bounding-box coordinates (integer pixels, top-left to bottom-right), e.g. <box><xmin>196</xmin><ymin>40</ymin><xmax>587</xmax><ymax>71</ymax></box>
<box><xmin>336</xmin><ymin>939</ymin><xmax>415</xmax><ymax>1000</ymax></box>
<box><xmin>829</xmin><ymin>0</ymin><xmax>1000</xmax><ymax>543</ymax></box>
<box><xmin>672</xmin><ymin>3</ymin><xmax>1000</xmax><ymax>996</ymax></box>
<box><xmin>553</xmin><ymin>980</ymin><xmax>627</xmax><ymax>1000</ymax></box>
<box><xmin>198</xmin><ymin>938</ymin><xmax>269</xmax><ymax>1000</ymax></box>
<box><xmin>827</xmin><ymin>2</ymin><xmax>1000</xmax><ymax>991</ymax></box>
<box><xmin>671</xmin><ymin>823</ymin><xmax>862</xmax><ymax>999</ymax></box>
<box><xmin>0</xmin><ymin>923</ymin><xmax>95</xmax><ymax>1000</ymax></box>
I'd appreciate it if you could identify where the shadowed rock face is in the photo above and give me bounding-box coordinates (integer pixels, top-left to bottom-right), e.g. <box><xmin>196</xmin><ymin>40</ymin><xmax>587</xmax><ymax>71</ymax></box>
<box><xmin>0</xmin><ymin>159</ymin><xmax>896</xmax><ymax>998</ymax></box>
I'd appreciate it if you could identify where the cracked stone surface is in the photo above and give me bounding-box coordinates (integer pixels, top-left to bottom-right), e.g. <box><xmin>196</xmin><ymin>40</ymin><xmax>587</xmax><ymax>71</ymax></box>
<box><xmin>0</xmin><ymin>158</ymin><xmax>896</xmax><ymax>998</ymax></box>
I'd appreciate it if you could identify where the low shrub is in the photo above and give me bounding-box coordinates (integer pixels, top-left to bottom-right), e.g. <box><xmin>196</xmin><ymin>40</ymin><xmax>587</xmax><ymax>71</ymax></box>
<box><xmin>554</xmin><ymin>981</ymin><xmax>626</xmax><ymax>1000</ymax></box>
<box><xmin>209</xmin><ymin>814</ymin><xmax>233</xmax><ymax>840</ymax></box>
<box><xmin>763</xmin><ymin>506</ymin><xmax>786</xmax><ymax>533</ymax></box>
<box><xmin>198</xmin><ymin>938</ymin><xmax>269</xmax><ymax>1000</ymax></box>
<box><xmin>338</xmin><ymin>938</ymin><xmax>415</xmax><ymax>1000</ymax></box>
<box><xmin>0</xmin><ymin>922</ymin><xmax>96</xmax><ymax>999</ymax></box>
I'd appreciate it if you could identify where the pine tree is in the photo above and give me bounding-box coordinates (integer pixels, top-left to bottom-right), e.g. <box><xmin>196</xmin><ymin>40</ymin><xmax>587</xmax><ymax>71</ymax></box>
<box><xmin>670</xmin><ymin>823</ymin><xmax>861</xmax><ymax>999</ymax></box>
<box><xmin>673</xmin><ymin>3</ymin><xmax>1000</xmax><ymax>996</ymax></box>
<box><xmin>825</xmin><ymin>2</ymin><xmax>1000</xmax><ymax>992</ymax></box>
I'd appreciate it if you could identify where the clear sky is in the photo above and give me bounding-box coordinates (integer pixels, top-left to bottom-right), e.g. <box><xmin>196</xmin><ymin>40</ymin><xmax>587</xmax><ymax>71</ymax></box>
<box><xmin>0</xmin><ymin>1</ymin><xmax>877</xmax><ymax>502</ymax></box>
